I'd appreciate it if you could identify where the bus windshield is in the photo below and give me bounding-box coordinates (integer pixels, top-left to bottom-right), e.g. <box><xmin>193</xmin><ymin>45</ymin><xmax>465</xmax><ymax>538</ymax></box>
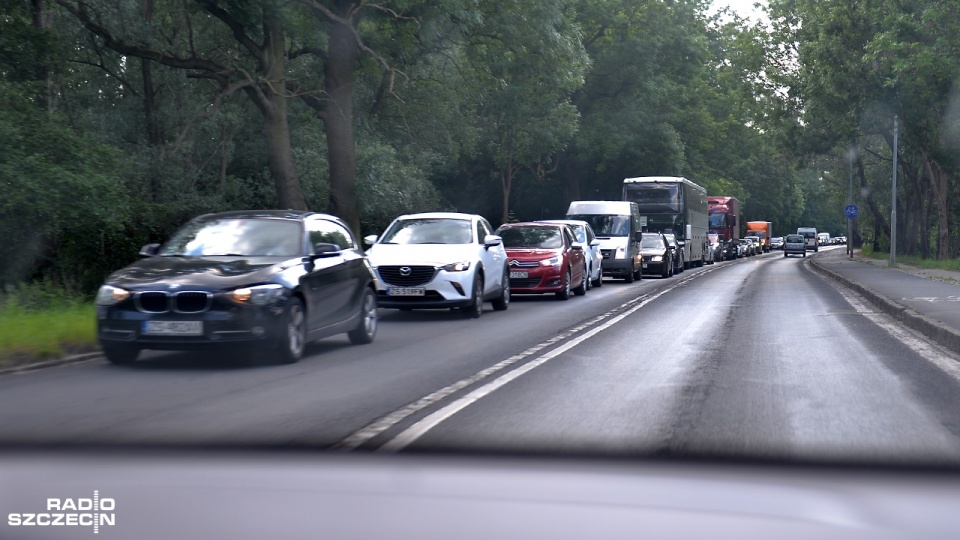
<box><xmin>624</xmin><ymin>184</ymin><xmax>680</xmax><ymax>213</ymax></box>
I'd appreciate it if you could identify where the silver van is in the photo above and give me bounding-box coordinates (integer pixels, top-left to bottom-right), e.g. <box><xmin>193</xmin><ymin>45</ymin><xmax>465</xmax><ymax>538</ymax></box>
<box><xmin>797</xmin><ymin>227</ymin><xmax>818</xmax><ymax>252</ymax></box>
<box><xmin>566</xmin><ymin>201</ymin><xmax>643</xmax><ymax>283</ymax></box>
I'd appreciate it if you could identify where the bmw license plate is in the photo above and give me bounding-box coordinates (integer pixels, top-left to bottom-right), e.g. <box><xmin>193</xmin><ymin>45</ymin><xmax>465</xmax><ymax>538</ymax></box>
<box><xmin>387</xmin><ymin>287</ymin><xmax>425</xmax><ymax>296</ymax></box>
<box><xmin>509</xmin><ymin>271</ymin><xmax>528</xmax><ymax>279</ymax></box>
<box><xmin>142</xmin><ymin>321</ymin><xmax>203</xmax><ymax>336</ymax></box>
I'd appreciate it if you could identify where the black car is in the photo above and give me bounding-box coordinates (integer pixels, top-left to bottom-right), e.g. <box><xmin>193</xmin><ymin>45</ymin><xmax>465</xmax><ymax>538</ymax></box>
<box><xmin>95</xmin><ymin>210</ymin><xmax>378</xmax><ymax>365</ymax></box>
<box><xmin>640</xmin><ymin>232</ymin><xmax>673</xmax><ymax>278</ymax></box>
<box><xmin>662</xmin><ymin>233</ymin><xmax>684</xmax><ymax>273</ymax></box>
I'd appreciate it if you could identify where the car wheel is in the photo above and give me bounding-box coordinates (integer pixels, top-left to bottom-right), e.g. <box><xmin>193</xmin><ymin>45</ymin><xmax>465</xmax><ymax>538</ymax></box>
<box><xmin>461</xmin><ymin>273</ymin><xmax>484</xmax><ymax>318</ymax></box>
<box><xmin>492</xmin><ymin>268</ymin><xmax>510</xmax><ymax>311</ymax></box>
<box><xmin>347</xmin><ymin>288</ymin><xmax>378</xmax><ymax>345</ymax></box>
<box><xmin>593</xmin><ymin>262</ymin><xmax>603</xmax><ymax>288</ymax></box>
<box><xmin>661</xmin><ymin>261</ymin><xmax>670</xmax><ymax>278</ymax></box>
<box><xmin>623</xmin><ymin>264</ymin><xmax>635</xmax><ymax>283</ymax></box>
<box><xmin>573</xmin><ymin>263</ymin><xmax>588</xmax><ymax>296</ymax></box>
<box><xmin>103</xmin><ymin>347</ymin><xmax>139</xmax><ymax>365</ymax></box>
<box><xmin>784</xmin><ymin>252</ymin><xmax>788</xmax><ymax>257</ymax></box>
<box><xmin>584</xmin><ymin>263</ymin><xmax>592</xmax><ymax>291</ymax></box>
<box><xmin>276</xmin><ymin>296</ymin><xmax>306</xmax><ymax>364</ymax></box>
<box><xmin>803</xmin><ymin>252</ymin><xmax>807</xmax><ymax>258</ymax></box>
<box><xmin>557</xmin><ymin>268</ymin><xmax>572</xmax><ymax>299</ymax></box>
<box><xmin>678</xmin><ymin>256</ymin><xmax>685</xmax><ymax>273</ymax></box>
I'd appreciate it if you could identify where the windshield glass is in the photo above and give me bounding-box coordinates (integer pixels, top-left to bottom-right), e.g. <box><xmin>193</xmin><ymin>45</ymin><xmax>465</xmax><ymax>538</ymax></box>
<box><xmin>380</xmin><ymin>218</ymin><xmax>473</xmax><ymax>245</ymax></box>
<box><xmin>640</xmin><ymin>236</ymin><xmax>664</xmax><ymax>249</ymax></box>
<box><xmin>624</xmin><ymin>184</ymin><xmax>680</xmax><ymax>213</ymax></box>
<box><xmin>498</xmin><ymin>226</ymin><xmax>563</xmax><ymax>249</ymax></box>
<box><xmin>566</xmin><ymin>214</ymin><xmax>630</xmax><ymax>237</ymax></box>
<box><xmin>708</xmin><ymin>213</ymin><xmax>726</xmax><ymax>228</ymax></box>
<box><xmin>161</xmin><ymin>219</ymin><xmax>302</xmax><ymax>257</ymax></box>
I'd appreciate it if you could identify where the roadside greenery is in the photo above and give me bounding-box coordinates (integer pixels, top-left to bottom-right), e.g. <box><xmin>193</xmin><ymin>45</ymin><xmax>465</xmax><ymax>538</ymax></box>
<box><xmin>0</xmin><ymin>284</ymin><xmax>97</xmax><ymax>366</ymax></box>
<box><xmin>3</xmin><ymin>0</ymin><xmax>958</xmax><ymax>298</ymax></box>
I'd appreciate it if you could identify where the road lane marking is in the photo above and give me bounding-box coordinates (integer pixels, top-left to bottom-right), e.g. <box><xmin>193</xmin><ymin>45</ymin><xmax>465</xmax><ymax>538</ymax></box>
<box><xmin>834</xmin><ymin>285</ymin><xmax>960</xmax><ymax>380</ymax></box>
<box><xmin>376</xmin><ymin>279</ymin><xmax>701</xmax><ymax>452</ymax></box>
<box><xmin>334</xmin><ymin>268</ymin><xmax>718</xmax><ymax>451</ymax></box>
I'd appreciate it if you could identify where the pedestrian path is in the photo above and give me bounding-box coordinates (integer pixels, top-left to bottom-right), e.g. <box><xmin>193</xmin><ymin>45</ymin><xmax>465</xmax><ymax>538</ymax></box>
<box><xmin>809</xmin><ymin>248</ymin><xmax>960</xmax><ymax>355</ymax></box>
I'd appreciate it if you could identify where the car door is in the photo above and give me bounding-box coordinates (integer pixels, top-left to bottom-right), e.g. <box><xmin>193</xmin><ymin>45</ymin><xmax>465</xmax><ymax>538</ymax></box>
<box><xmin>476</xmin><ymin>217</ymin><xmax>505</xmax><ymax>296</ymax></box>
<box><xmin>301</xmin><ymin>217</ymin><xmax>363</xmax><ymax>333</ymax></box>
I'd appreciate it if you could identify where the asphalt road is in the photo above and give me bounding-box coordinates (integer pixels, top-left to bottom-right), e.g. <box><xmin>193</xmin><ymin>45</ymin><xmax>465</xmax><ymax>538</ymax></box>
<box><xmin>4</xmin><ymin>247</ymin><xmax>960</xmax><ymax>465</ymax></box>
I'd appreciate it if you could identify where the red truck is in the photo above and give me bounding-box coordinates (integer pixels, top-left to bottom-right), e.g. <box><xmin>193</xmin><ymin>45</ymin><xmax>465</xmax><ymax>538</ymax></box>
<box><xmin>707</xmin><ymin>196</ymin><xmax>740</xmax><ymax>242</ymax></box>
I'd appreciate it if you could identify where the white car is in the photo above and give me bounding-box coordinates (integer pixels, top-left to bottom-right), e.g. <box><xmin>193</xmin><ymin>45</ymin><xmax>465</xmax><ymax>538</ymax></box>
<box><xmin>539</xmin><ymin>219</ymin><xmax>603</xmax><ymax>289</ymax></box>
<box><xmin>364</xmin><ymin>212</ymin><xmax>510</xmax><ymax>318</ymax></box>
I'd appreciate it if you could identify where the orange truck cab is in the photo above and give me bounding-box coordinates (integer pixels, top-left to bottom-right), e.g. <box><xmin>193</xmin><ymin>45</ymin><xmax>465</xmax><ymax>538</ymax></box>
<box><xmin>745</xmin><ymin>221</ymin><xmax>772</xmax><ymax>253</ymax></box>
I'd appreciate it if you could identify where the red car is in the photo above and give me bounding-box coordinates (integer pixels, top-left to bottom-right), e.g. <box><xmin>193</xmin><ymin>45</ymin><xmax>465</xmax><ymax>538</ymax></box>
<box><xmin>494</xmin><ymin>222</ymin><xmax>587</xmax><ymax>300</ymax></box>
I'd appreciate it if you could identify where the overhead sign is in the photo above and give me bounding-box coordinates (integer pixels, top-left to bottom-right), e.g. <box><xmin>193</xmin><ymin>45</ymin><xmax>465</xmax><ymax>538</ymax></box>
<box><xmin>844</xmin><ymin>204</ymin><xmax>859</xmax><ymax>219</ymax></box>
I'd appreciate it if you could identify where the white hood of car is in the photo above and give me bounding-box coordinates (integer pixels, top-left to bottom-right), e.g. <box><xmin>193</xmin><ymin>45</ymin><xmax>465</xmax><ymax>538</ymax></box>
<box><xmin>366</xmin><ymin>243</ymin><xmax>479</xmax><ymax>267</ymax></box>
<box><xmin>595</xmin><ymin>236</ymin><xmax>628</xmax><ymax>251</ymax></box>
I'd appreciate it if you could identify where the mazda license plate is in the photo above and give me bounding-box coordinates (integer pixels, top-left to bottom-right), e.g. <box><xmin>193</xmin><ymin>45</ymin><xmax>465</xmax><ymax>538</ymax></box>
<box><xmin>387</xmin><ymin>287</ymin><xmax>425</xmax><ymax>296</ymax></box>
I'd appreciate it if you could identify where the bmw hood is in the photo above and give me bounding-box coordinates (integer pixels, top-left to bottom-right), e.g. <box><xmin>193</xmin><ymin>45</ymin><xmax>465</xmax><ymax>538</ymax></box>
<box><xmin>106</xmin><ymin>256</ymin><xmax>297</xmax><ymax>291</ymax></box>
<box><xmin>366</xmin><ymin>244</ymin><xmax>480</xmax><ymax>267</ymax></box>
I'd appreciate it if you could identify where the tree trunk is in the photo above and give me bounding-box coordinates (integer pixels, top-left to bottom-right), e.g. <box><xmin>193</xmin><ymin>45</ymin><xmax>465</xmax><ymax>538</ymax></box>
<box><xmin>500</xmin><ymin>142</ymin><xmax>514</xmax><ymax>225</ymax></box>
<box><xmin>324</xmin><ymin>3</ymin><xmax>361</xmax><ymax>235</ymax></box>
<box><xmin>923</xmin><ymin>151</ymin><xmax>949</xmax><ymax>260</ymax></box>
<box><xmin>261</xmin><ymin>12</ymin><xmax>307</xmax><ymax>211</ymax></box>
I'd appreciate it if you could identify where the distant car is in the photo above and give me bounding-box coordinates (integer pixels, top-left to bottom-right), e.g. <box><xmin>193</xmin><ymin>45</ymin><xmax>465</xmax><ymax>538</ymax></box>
<box><xmin>540</xmin><ymin>219</ymin><xmax>603</xmax><ymax>289</ymax></box>
<box><xmin>721</xmin><ymin>239</ymin><xmax>740</xmax><ymax>260</ymax></box>
<box><xmin>739</xmin><ymin>238</ymin><xmax>755</xmax><ymax>257</ymax></box>
<box><xmin>495</xmin><ymin>221</ymin><xmax>587</xmax><ymax>300</ymax></box>
<box><xmin>95</xmin><ymin>210</ymin><xmax>379</xmax><ymax>365</ymax></box>
<box><xmin>797</xmin><ymin>227</ymin><xmax>819</xmax><ymax>252</ymax></box>
<box><xmin>364</xmin><ymin>212</ymin><xmax>509</xmax><ymax>318</ymax></box>
<box><xmin>745</xmin><ymin>235</ymin><xmax>763</xmax><ymax>254</ymax></box>
<box><xmin>640</xmin><ymin>232</ymin><xmax>673</xmax><ymax>278</ymax></box>
<box><xmin>707</xmin><ymin>234</ymin><xmax>723</xmax><ymax>263</ymax></box>
<box><xmin>702</xmin><ymin>239</ymin><xmax>715</xmax><ymax>265</ymax></box>
<box><xmin>783</xmin><ymin>234</ymin><xmax>806</xmax><ymax>257</ymax></box>
<box><xmin>770</xmin><ymin>236</ymin><xmax>784</xmax><ymax>250</ymax></box>
<box><xmin>663</xmin><ymin>233</ymin><xmax>684</xmax><ymax>273</ymax></box>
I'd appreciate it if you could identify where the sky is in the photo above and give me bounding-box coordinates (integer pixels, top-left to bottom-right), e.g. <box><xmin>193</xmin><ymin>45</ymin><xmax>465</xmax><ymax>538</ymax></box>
<box><xmin>710</xmin><ymin>0</ymin><xmax>768</xmax><ymax>23</ymax></box>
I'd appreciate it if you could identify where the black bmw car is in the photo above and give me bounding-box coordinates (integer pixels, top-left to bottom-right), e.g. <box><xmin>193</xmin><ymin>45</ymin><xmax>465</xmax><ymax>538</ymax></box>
<box><xmin>95</xmin><ymin>210</ymin><xmax>378</xmax><ymax>365</ymax></box>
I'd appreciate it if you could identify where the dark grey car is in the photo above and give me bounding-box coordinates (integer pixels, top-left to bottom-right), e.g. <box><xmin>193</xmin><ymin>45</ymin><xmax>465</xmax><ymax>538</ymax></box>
<box><xmin>95</xmin><ymin>210</ymin><xmax>378</xmax><ymax>365</ymax></box>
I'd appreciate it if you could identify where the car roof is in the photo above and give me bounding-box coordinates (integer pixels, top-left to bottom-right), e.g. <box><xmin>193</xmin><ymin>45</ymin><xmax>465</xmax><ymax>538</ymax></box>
<box><xmin>396</xmin><ymin>212</ymin><xmax>478</xmax><ymax>221</ymax></box>
<box><xmin>193</xmin><ymin>210</ymin><xmax>328</xmax><ymax>222</ymax></box>
<box><xmin>541</xmin><ymin>219</ymin><xmax>588</xmax><ymax>228</ymax></box>
<box><xmin>499</xmin><ymin>221</ymin><xmax>561</xmax><ymax>228</ymax></box>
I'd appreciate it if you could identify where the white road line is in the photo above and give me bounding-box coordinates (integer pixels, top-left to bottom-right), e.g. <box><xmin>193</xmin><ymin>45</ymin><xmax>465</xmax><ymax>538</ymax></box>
<box><xmin>832</xmin><ymin>281</ymin><xmax>960</xmax><ymax>380</ymax></box>
<box><xmin>377</xmin><ymin>282</ymin><xmax>689</xmax><ymax>452</ymax></box>
<box><xmin>335</xmin><ymin>265</ymin><xmax>718</xmax><ymax>451</ymax></box>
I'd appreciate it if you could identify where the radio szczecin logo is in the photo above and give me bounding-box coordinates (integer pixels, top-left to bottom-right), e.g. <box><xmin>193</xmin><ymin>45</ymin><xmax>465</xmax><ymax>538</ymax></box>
<box><xmin>8</xmin><ymin>491</ymin><xmax>116</xmax><ymax>534</ymax></box>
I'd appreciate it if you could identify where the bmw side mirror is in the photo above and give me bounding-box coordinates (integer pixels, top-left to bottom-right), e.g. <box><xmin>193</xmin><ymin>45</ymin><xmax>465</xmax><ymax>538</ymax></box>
<box><xmin>312</xmin><ymin>243</ymin><xmax>341</xmax><ymax>258</ymax></box>
<box><xmin>139</xmin><ymin>243</ymin><xmax>160</xmax><ymax>257</ymax></box>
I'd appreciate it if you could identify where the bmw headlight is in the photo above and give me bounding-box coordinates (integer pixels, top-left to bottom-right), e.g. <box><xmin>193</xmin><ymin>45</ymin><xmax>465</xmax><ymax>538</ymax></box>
<box><xmin>95</xmin><ymin>285</ymin><xmax>130</xmax><ymax>306</ymax></box>
<box><xmin>230</xmin><ymin>284</ymin><xmax>285</xmax><ymax>306</ymax></box>
<box><xmin>540</xmin><ymin>256</ymin><xmax>561</xmax><ymax>267</ymax></box>
<box><xmin>651</xmin><ymin>255</ymin><xmax>663</xmax><ymax>262</ymax></box>
<box><xmin>442</xmin><ymin>261</ymin><xmax>471</xmax><ymax>272</ymax></box>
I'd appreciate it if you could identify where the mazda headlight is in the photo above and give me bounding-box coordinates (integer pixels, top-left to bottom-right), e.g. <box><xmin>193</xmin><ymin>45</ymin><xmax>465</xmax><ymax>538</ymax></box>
<box><xmin>231</xmin><ymin>284</ymin><xmax>285</xmax><ymax>306</ymax></box>
<box><xmin>95</xmin><ymin>285</ymin><xmax>130</xmax><ymax>306</ymax></box>
<box><xmin>442</xmin><ymin>261</ymin><xmax>471</xmax><ymax>272</ymax></box>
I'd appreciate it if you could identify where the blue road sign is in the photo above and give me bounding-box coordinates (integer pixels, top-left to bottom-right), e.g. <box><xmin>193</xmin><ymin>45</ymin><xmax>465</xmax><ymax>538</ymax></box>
<box><xmin>844</xmin><ymin>204</ymin><xmax>859</xmax><ymax>219</ymax></box>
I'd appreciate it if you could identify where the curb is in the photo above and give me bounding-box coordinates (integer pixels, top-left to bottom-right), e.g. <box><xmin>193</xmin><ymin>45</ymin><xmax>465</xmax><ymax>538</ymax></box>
<box><xmin>807</xmin><ymin>254</ymin><xmax>960</xmax><ymax>357</ymax></box>
<box><xmin>0</xmin><ymin>352</ymin><xmax>103</xmax><ymax>377</ymax></box>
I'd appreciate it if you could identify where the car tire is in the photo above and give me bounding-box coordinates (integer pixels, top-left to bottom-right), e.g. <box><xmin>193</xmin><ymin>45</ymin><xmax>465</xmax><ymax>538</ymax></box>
<box><xmin>347</xmin><ymin>288</ymin><xmax>378</xmax><ymax>345</ymax></box>
<box><xmin>623</xmin><ymin>264</ymin><xmax>635</xmax><ymax>283</ymax></box>
<box><xmin>584</xmin><ymin>263</ymin><xmax>592</xmax><ymax>291</ymax></box>
<box><xmin>593</xmin><ymin>262</ymin><xmax>603</xmax><ymax>288</ymax></box>
<box><xmin>276</xmin><ymin>296</ymin><xmax>306</xmax><ymax>364</ymax></box>
<box><xmin>557</xmin><ymin>268</ymin><xmax>572</xmax><ymax>299</ymax></box>
<box><xmin>461</xmin><ymin>273</ymin><xmax>484</xmax><ymax>318</ymax></box>
<box><xmin>661</xmin><ymin>262</ymin><xmax>670</xmax><ymax>278</ymax></box>
<box><xmin>574</xmin><ymin>263</ymin><xmax>588</xmax><ymax>296</ymax></box>
<box><xmin>492</xmin><ymin>269</ymin><xmax>510</xmax><ymax>311</ymax></box>
<box><xmin>103</xmin><ymin>347</ymin><xmax>139</xmax><ymax>365</ymax></box>
<box><xmin>784</xmin><ymin>252</ymin><xmax>788</xmax><ymax>257</ymax></box>
<box><xmin>803</xmin><ymin>252</ymin><xmax>807</xmax><ymax>258</ymax></box>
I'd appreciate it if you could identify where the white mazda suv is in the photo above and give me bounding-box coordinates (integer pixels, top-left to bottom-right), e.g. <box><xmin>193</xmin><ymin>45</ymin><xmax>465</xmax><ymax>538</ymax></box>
<box><xmin>364</xmin><ymin>212</ymin><xmax>509</xmax><ymax>318</ymax></box>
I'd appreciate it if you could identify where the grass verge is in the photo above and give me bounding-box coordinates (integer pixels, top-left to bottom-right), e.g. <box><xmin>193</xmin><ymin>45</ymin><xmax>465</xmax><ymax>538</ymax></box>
<box><xmin>859</xmin><ymin>247</ymin><xmax>960</xmax><ymax>272</ymax></box>
<box><xmin>0</xmin><ymin>302</ymin><xmax>98</xmax><ymax>367</ymax></box>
